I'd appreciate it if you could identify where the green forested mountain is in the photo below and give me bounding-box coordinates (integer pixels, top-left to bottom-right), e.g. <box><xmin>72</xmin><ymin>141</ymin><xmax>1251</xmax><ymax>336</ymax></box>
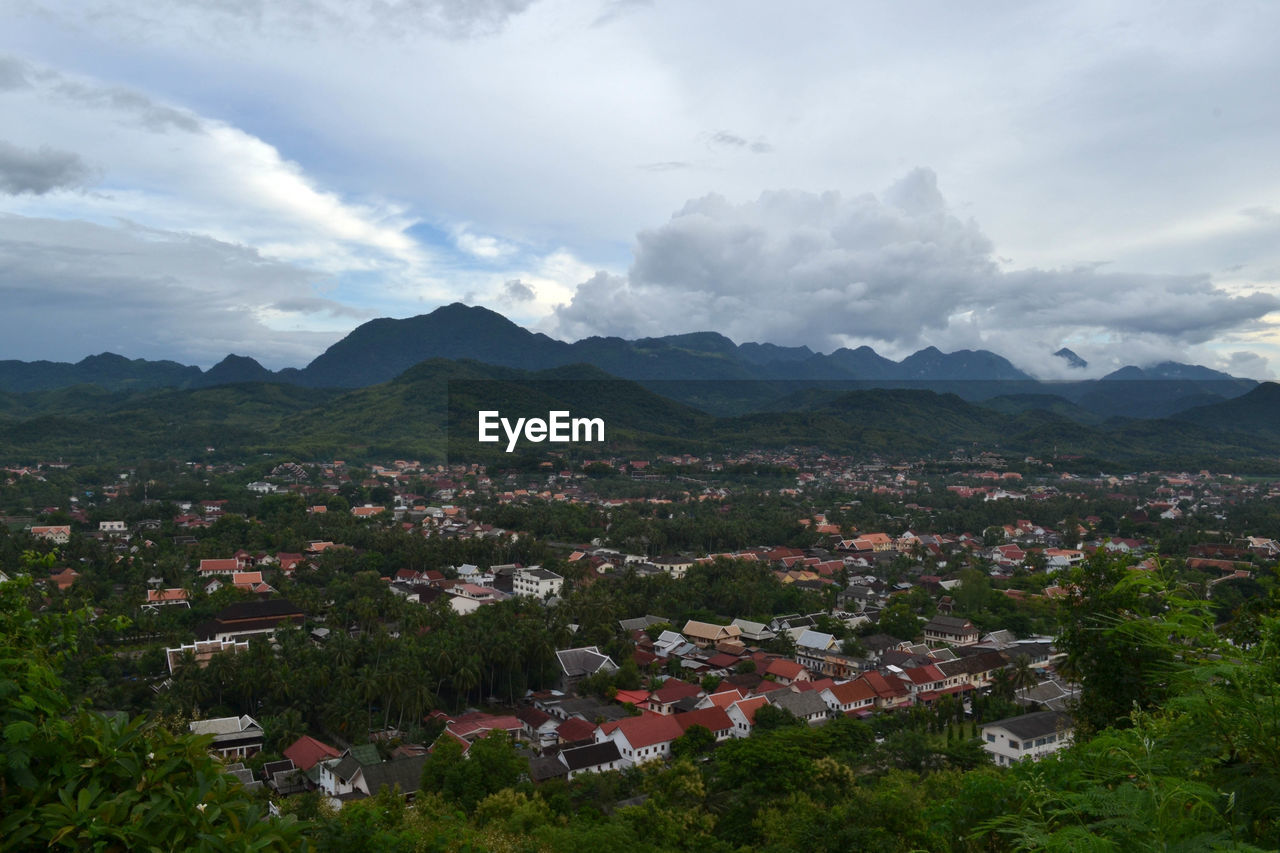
<box><xmin>0</xmin><ymin>305</ymin><xmax>1262</xmax><ymax>423</ymax></box>
<box><xmin>0</xmin><ymin>357</ymin><xmax>1277</xmax><ymax>469</ymax></box>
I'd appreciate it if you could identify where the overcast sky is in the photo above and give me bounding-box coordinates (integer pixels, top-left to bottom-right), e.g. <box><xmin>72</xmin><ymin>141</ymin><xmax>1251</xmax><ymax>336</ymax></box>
<box><xmin>2</xmin><ymin>1</ymin><xmax>1279</xmax><ymax>378</ymax></box>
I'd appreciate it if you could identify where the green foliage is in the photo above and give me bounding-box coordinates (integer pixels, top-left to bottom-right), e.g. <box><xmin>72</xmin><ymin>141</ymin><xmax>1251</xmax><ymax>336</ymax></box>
<box><xmin>419</xmin><ymin>731</ymin><xmax>525</xmax><ymax>811</ymax></box>
<box><xmin>0</xmin><ymin>577</ymin><xmax>300</xmax><ymax>851</ymax></box>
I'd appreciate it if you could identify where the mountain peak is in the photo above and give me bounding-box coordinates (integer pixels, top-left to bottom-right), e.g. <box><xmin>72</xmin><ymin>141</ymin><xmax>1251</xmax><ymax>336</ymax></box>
<box><xmin>1054</xmin><ymin>348</ymin><xmax>1088</xmax><ymax>369</ymax></box>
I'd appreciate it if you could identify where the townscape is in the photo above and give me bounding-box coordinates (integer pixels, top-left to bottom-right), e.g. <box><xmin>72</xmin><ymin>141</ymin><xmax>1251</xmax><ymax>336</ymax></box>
<box><xmin>6</xmin><ymin>440</ymin><xmax>1280</xmax><ymax>849</ymax></box>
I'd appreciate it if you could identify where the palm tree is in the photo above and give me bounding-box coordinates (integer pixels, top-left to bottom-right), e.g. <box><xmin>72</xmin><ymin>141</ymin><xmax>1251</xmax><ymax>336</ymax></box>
<box><xmin>1009</xmin><ymin>655</ymin><xmax>1039</xmax><ymax>697</ymax></box>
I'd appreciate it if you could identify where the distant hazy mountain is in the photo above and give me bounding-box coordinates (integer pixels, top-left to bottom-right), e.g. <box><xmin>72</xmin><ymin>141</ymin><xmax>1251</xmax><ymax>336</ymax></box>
<box><xmin>196</xmin><ymin>354</ymin><xmax>275</xmax><ymax>387</ymax></box>
<box><xmin>1054</xmin><ymin>348</ymin><xmax>1088</xmax><ymax>369</ymax></box>
<box><xmin>895</xmin><ymin>346</ymin><xmax>1031</xmax><ymax>381</ymax></box>
<box><xmin>4</xmin><ymin>359</ymin><xmax>1276</xmax><ymax>469</ymax></box>
<box><xmin>0</xmin><ymin>305</ymin><xmax>1257</xmax><ymax>422</ymax></box>
<box><xmin>1102</xmin><ymin>361</ymin><xmax>1240</xmax><ymax>382</ymax></box>
<box><xmin>295</xmin><ymin>304</ymin><xmax>1038</xmax><ymax>386</ymax></box>
<box><xmin>0</xmin><ymin>353</ymin><xmax>202</xmax><ymax>393</ymax></box>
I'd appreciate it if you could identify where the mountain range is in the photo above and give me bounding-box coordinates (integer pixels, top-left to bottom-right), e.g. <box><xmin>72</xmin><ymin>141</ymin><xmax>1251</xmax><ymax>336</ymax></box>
<box><xmin>0</xmin><ymin>303</ymin><xmax>1258</xmax><ymax>420</ymax></box>
<box><xmin>2</xmin><ymin>355</ymin><xmax>1278</xmax><ymax>470</ymax></box>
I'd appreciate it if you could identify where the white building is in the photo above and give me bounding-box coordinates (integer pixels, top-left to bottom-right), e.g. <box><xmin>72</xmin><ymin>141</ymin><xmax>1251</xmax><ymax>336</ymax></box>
<box><xmin>981</xmin><ymin>710</ymin><xmax>1073</xmax><ymax>767</ymax></box>
<box><xmin>513</xmin><ymin>566</ymin><xmax>564</xmax><ymax>599</ymax></box>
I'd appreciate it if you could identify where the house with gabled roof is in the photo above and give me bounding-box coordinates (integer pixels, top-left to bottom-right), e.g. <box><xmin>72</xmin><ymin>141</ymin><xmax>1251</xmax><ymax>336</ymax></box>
<box><xmin>729</xmin><ymin>617</ymin><xmax>775</xmax><ymax>642</ymax></box>
<box><xmin>516</xmin><ymin>706</ymin><xmax>560</xmax><ymax>751</ymax></box>
<box><xmin>284</xmin><ymin>735</ymin><xmax>341</xmax><ymax>772</ymax></box>
<box><xmin>648</xmin><ymin>678</ymin><xmax>705</xmax><ymax>715</ymax></box>
<box><xmin>143</xmin><ymin>588</ymin><xmax>190</xmax><ymax>611</ymax></box>
<box><xmin>673</xmin><ymin>706</ymin><xmax>734</xmax><ymax>741</ymax></box>
<box><xmin>556</xmin><ymin>716</ymin><xmax>598</xmax><ymax>747</ymax></box>
<box><xmin>596</xmin><ymin>714</ymin><xmax>683</xmax><ymax>767</ymax></box>
<box><xmin>795</xmin><ymin>629</ymin><xmax>837</xmax><ymax>652</ymax></box>
<box><xmin>770</xmin><ymin>689</ymin><xmax>829</xmax><ymax>725</ymax></box>
<box><xmin>726</xmin><ymin>695</ymin><xmax>771</xmax><ymax>737</ymax></box>
<box><xmin>682</xmin><ymin>620</ymin><xmax>742</xmax><ymax>648</ymax></box>
<box><xmin>558</xmin><ymin>740</ymin><xmax>624</xmax><ymax>779</ymax></box>
<box><xmin>858</xmin><ymin>671</ymin><xmax>913</xmax><ymax>710</ymax></box>
<box><xmin>30</xmin><ymin>525</ymin><xmax>71</xmax><ymax>544</ymax></box>
<box><xmin>764</xmin><ymin>658</ymin><xmax>810</xmax><ymax>685</ymax></box>
<box><xmin>351</xmin><ymin>754</ymin><xmax>430</xmax><ymax>800</ymax></box>
<box><xmin>981</xmin><ymin>711</ymin><xmax>1073</xmax><ymax>767</ymax></box>
<box><xmin>898</xmin><ymin>664</ymin><xmax>969</xmax><ymax>703</ymax></box>
<box><xmin>189</xmin><ymin>715</ymin><xmax>264</xmax><ymax>759</ymax></box>
<box><xmin>318</xmin><ymin>743</ymin><xmax>382</xmax><ymax>798</ymax></box>
<box><xmin>820</xmin><ymin>680</ymin><xmax>877</xmax><ymax>717</ymax></box>
<box><xmin>922</xmin><ymin>615</ymin><xmax>980</xmax><ymax>647</ymax></box>
<box><xmin>555</xmin><ymin>646</ymin><xmax>618</xmax><ymax>684</ymax></box>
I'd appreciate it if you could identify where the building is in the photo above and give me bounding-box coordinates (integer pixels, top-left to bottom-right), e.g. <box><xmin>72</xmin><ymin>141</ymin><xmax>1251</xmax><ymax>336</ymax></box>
<box><xmin>30</xmin><ymin>525</ymin><xmax>70</xmax><ymax>544</ymax></box>
<box><xmin>922</xmin><ymin>615</ymin><xmax>981</xmax><ymax>647</ymax></box>
<box><xmin>194</xmin><ymin>599</ymin><xmax>304</xmax><ymax>643</ymax></box>
<box><xmin>143</xmin><ymin>588</ymin><xmax>190</xmax><ymax>612</ymax></box>
<box><xmin>681</xmin><ymin>620</ymin><xmax>743</xmax><ymax>649</ymax></box>
<box><xmin>512</xmin><ymin>567</ymin><xmax>564</xmax><ymax>599</ymax></box>
<box><xmin>166</xmin><ymin>638</ymin><xmax>249</xmax><ymax>674</ymax></box>
<box><xmin>189</xmin><ymin>715</ymin><xmax>265</xmax><ymax>759</ymax></box>
<box><xmin>981</xmin><ymin>711</ymin><xmax>1073</xmax><ymax>767</ymax></box>
<box><xmin>596</xmin><ymin>714</ymin><xmax>683</xmax><ymax>767</ymax></box>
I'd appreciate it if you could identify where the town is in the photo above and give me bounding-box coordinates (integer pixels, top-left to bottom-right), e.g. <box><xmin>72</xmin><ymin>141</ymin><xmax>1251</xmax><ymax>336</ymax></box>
<box><xmin>4</xmin><ymin>442</ymin><xmax>1278</xmax><ymax>848</ymax></box>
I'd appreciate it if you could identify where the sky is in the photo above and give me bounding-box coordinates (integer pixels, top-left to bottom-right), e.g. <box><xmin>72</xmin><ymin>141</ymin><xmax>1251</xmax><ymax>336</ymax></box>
<box><xmin>2</xmin><ymin>0</ymin><xmax>1279</xmax><ymax>378</ymax></box>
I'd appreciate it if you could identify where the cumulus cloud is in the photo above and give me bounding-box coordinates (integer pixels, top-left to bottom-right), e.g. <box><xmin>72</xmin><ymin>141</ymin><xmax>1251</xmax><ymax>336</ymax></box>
<box><xmin>0</xmin><ymin>140</ymin><xmax>91</xmax><ymax>194</ymax></box>
<box><xmin>550</xmin><ymin>169</ymin><xmax>1280</xmax><ymax>377</ymax></box>
<box><xmin>0</xmin><ymin>213</ymin><xmax>342</xmax><ymax>367</ymax></box>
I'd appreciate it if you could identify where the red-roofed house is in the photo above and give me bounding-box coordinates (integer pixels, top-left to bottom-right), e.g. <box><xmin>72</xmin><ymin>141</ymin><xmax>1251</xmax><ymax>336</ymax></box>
<box><xmin>820</xmin><ymin>680</ymin><xmax>877</xmax><ymax>716</ymax></box>
<box><xmin>556</xmin><ymin>717</ymin><xmax>597</xmax><ymax>747</ymax></box>
<box><xmin>143</xmin><ymin>588</ymin><xmax>190</xmax><ymax>611</ymax></box>
<box><xmin>699</xmin><ymin>688</ymin><xmax>748</xmax><ymax>710</ymax></box>
<box><xmin>859</xmin><ymin>671</ymin><xmax>913</xmax><ymax>710</ymax></box>
<box><xmin>596</xmin><ymin>714</ymin><xmax>683</xmax><ymax>766</ymax></box>
<box><xmin>443</xmin><ymin>712</ymin><xmax>522</xmax><ymax>743</ymax></box>
<box><xmin>198</xmin><ymin>558</ymin><xmax>244</xmax><ymax>576</ymax></box>
<box><xmin>673</xmin><ymin>706</ymin><xmax>734</xmax><ymax>741</ymax></box>
<box><xmin>726</xmin><ymin>696</ymin><xmax>771</xmax><ymax>737</ymax></box>
<box><xmin>30</xmin><ymin>525</ymin><xmax>71</xmax><ymax>544</ymax></box>
<box><xmin>647</xmin><ymin>679</ymin><xmax>705</xmax><ymax>715</ymax></box>
<box><xmin>283</xmin><ymin>735</ymin><xmax>341</xmax><ymax>771</ymax></box>
<box><xmin>764</xmin><ymin>658</ymin><xmax>810</xmax><ymax>685</ymax></box>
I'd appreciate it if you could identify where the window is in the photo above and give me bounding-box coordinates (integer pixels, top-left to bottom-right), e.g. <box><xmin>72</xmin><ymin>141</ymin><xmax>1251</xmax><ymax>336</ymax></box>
<box><xmin>986</xmin><ymin>734</ymin><xmax>996</xmax><ymax>743</ymax></box>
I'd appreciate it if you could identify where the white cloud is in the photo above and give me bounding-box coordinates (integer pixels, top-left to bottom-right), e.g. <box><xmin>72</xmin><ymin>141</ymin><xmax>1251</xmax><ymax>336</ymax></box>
<box><xmin>0</xmin><ymin>213</ymin><xmax>342</xmax><ymax>367</ymax></box>
<box><xmin>550</xmin><ymin>169</ymin><xmax>1280</xmax><ymax>377</ymax></box>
